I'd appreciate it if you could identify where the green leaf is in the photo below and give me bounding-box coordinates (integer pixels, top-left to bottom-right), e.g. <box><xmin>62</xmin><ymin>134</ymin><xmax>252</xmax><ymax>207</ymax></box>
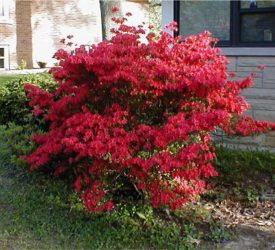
<box><xmin>136</xmin><ymin>212</ymin><xmax>147</xmax><ymax>220</ymax></box>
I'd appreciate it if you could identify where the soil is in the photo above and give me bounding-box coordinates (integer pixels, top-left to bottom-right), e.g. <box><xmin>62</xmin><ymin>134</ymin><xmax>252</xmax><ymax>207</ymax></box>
<box><xmin>203</xmin><ymin>227</ymin><xmax>275</xmax><ymax>250</ymax></box>
<box><xmin>200</xmin><ymin>191</ymin><xmax>275</xmax><ymax>249</ymax></box>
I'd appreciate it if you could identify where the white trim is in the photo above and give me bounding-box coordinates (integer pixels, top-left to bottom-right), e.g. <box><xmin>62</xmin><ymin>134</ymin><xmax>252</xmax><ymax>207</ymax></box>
<box><xmin>162</xmin><ymin>0</ymin><xmax>174</xmax><ymax>35</ymax></box>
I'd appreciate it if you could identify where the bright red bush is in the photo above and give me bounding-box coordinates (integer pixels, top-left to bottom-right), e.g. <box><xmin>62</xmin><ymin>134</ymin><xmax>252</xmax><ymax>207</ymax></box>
<box><xmin>24</xmin><ymin>15</ymin><xmax>275</xmax><ymax>212</ymax></box>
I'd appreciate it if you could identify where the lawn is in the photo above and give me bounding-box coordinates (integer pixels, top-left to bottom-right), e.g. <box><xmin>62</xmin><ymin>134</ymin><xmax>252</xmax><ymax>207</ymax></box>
<box><xmin>1</xmin><ymin>142</ymin><xmax>275</xmax><ymax>249</ymax></box>
<box><xmin>0</xmin><ymin>153</ymin><xmax>204</xmax><ymax>249</ymax></box>
<box><xmin>0</xmin><ymin>74</ymin><xmax>23</xmax><ymax>85</ymax></box>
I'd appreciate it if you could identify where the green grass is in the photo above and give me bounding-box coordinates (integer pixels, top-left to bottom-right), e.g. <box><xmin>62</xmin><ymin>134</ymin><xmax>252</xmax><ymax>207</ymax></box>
<box><xmin>2</xmin><ymin>143</ymin><xmax>272</xmax><ymax>249</ymax></box>
<box><xmin>0</xmin><ymin>159</ymin><xmax>202</xmax><ymax>249</ymax></box>
<box><xmin>0</xmin><ymin>75</ymin><xmax>23</xmax><ymax>85</ymax></box>
<box><xmin>0</xmin><ymin>123</ymin><xmax>235</xmax><ymax>249</ymax></box>
<box><xmin>215</xmin><ymin>145</ymin><xmax>275</xmax><ymax>184</ymax></box>
<box><xmin>203</xmin><ymin>145</ymin><xmax>275</xmax><ymax>204</ymax></box>
<box><xmin>0</xmin><ymin>142</ymin><xmax>240</xmax><ymax>249</ymax></box>
<box><xmin>3</xmin><ymin>129</ymin><xmax>272</xmax><ymax>249</ymax></box>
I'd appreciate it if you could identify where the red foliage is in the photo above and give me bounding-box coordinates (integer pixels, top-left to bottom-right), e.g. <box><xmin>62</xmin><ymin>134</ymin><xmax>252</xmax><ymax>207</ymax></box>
<box><xmin>24</xmin><ymin>16</ymin><xmax>275</xmax><ymax>212</ymax></box>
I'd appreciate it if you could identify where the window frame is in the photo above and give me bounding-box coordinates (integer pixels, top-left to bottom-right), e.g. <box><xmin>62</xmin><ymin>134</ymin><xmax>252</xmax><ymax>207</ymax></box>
<box><xmin>174</xmin><ymin>0</ymin><xmax>275</xmax><ymax>47</ymax></box>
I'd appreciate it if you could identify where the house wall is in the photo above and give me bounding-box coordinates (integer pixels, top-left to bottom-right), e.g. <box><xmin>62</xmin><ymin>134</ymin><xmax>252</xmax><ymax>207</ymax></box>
<box><xmin>122</xmin><ymin>0</ymin><xmax>149</xmax><ymax>32</ymax></box>
<box><xmin>218</xmin><ymin>55</ymin><xmax>275</xmax><ymax>150</ymax></box>
<box><xmin>30</xmin><ymin>0</ymin><xmax>102</xmax><ymax>68</ymax></box>
<box><xmin>0</xmin><ymin>0</ymin><xmax>102</xmax><ymax>69</ymax></box>
<box><xmin>0</xmin><ymin>0</ymin><xmax>149</xmax><ymax>70</ymax></box>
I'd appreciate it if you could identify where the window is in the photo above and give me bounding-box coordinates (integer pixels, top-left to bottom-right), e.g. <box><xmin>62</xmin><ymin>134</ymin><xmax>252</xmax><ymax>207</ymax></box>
<box><xmin>0</xmin><ymin>46</ymin><xmax>9</xmax><ymax>70</ymax></box>
<box><xmin>0</xmin><ymin>0</ymin><xmax>9</xmax><ymax>21</ymax></box>
<box><xmin>174</xmin><ymin>0</ymin><xmax>275</xmax><ymax>47</ymax></box>
<box><xmin>177</xmin><ymin>1</ymin><xmax>231</xmax><ymax>44</ymax></box>
<box><xmin>0</xmin><ymin>48</ymin><xmax>5</xmax><ymax>69</ymax></box>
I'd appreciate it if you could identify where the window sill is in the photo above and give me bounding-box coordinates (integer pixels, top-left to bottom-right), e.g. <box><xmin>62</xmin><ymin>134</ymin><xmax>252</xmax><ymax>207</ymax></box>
<box><xmin>0</xmin><ymin>16</ymin><xmax>12</xmax><ymax>24</ymax></box>
<box><xmin>221</xmin><ymin>47</ymin><xmax>275</xmax><ymax>56</ymax></box>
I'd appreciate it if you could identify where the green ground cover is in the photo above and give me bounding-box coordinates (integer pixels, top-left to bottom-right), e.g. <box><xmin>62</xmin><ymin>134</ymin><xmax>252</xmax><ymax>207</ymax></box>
<box><xmin>0</xmin><ymin>75</ymin><xmax>22</xmax><ymax>85</ymax></box>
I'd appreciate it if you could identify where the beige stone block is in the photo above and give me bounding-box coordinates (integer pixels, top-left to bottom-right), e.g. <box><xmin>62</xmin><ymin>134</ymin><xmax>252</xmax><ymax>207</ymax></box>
<box><xmin>263</xmin><ymin>68</ymin><xmax>275</xmax><ymax>87</ymax></box>
<box><xmin>236</xmin><ymin>66</ymin><xmax>264</xmax><ymax>72</ymax></box>
<box><xmin>243</xmin><ymin>88</ymin><xmax>275</xmax><ymax>100</ymax></box>
<box><xmin>248</xmin><ymin>99</ymin><xmax>275</xmax><ymax>111</ymax></box>
<box><xmin>238</xmin><ymin>57</ymin><xmax>275</xmax><ymax>67</ymax></box>
<box><xmin>263</xmin><ymin>84</ymin><xmax>275</xmax><ymax>89</ymax></box>
<box><xmin>235</xmin><ymin>71</ymin><xmax>263</xmax><ymax>88</ymax></box>
<box><xmin>222</xmin><ymin>134</ymin><xmax>265</xmax><ymax>146</ymax></box>
<box><xmin>265</xmin><ymin>136</ymin><xmax>275</xmax><ymax>147</ymax></box>
<box><xmin>227</xmin><ymin>57</ymin><xmax>237</xmax><ymax>71</ymax></box>
<box><xmin>253</xmin><ymin>110</ymin><xmax>275</xmax><ymax>122</ymax></box>
<box><xmin>244</xmin><ymin>109</ymin><xmax>253</xmax><ymax>117</ymax></box>
<box><xmin>266</xmin><ymin>131</ymin><xmax>275</xmax><ymax>137</ymax></box>
<box><xmin>236</xmin><ymin>71</ymin><xmax>262</xmax><ymax>78</ymax></box>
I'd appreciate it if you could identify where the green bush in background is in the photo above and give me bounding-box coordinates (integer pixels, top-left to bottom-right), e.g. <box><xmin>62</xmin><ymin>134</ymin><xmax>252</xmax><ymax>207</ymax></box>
<box><xmin>0</xmin><ymin>73</ymin><xmax>57</xmax><ymax>126</ymax></box>
<box><xmin>0</xmin><ymin>122</ymin><xmax>41</xmax><ymax>167</ymax></box>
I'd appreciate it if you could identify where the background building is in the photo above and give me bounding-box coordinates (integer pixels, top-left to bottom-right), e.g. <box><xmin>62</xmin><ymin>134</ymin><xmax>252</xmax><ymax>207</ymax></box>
<box><xmin>0</xmin><ymin>0</ymin><xmax>149</xmax><ymax>70</ymax></box>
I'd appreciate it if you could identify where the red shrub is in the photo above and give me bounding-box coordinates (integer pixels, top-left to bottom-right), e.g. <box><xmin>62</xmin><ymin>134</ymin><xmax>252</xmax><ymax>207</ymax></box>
<box><xmin>24</xmin><ymin>16</ymin><xmax>275</xmax><ymax>212</ymax></box>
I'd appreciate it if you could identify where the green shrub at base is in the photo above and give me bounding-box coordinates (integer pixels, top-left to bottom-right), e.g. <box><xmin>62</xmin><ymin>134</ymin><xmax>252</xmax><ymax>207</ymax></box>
<box><xmin>0</xmin><ymin>123</ymin><xmax>40</xmax><ymax>167</ymax></box>
<box><xmin>0</xmin><ymin>73</ymin><xmax>57</xmax><ymax>126</ymax></box>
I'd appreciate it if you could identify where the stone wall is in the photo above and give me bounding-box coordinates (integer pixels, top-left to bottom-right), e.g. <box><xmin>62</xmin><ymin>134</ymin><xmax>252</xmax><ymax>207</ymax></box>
<box><xmin>217</xmin><ymin>56</ymin><xmax>275</xmax><ymax>151</ymax></box>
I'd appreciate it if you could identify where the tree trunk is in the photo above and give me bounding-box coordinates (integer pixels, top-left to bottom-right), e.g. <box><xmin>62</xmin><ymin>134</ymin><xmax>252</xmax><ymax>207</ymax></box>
<box><xmin>100</xmin><ymin>0</ymin><xmax>123</xmax><ymax>40</ymax></box>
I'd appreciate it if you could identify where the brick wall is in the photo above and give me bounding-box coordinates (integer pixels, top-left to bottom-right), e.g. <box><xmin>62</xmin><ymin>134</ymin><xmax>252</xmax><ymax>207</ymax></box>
<box><xmin>216</xmin><ymin>56</ymin><xmax>275</xmax><ymax>151</ymax></box>
<box><xmin>0</xmin><ymin>0</ymin><xmax>149</xmax><ymax>70</ymax></box>
<box><xmin>1</xmin><ymin>0</ymin><xmax>102</xmax><ymax>69</ymax></box>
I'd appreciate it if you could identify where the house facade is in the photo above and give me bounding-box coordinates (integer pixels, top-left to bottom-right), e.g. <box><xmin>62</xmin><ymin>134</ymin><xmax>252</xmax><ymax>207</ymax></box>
<box><xmin>162</xmin><ymin>0</ymin><xmax>275</xmax><ymax>150</ymax></box>
<box><xmin>0</xmin><ymin>0</ymin><xmax>149</xmax><ymax>70</ymax></box>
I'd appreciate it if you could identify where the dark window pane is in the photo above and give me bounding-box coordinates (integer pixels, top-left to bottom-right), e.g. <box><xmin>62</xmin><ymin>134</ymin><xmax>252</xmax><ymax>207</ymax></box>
<box><xmin>0</xmin><ymin>59</ymin><xmax>4</xmax><ymax>68</ymax></box>
<box><xmin>241</xmin><ymin>13</ymin><xmax>275</xmax><ymax>42</ymax></box>
<box><xmin>179</xmin><ymin>1</ymin><xmax>230</xmax><ymax>41</ymax></box>
<box><xmin>241</xmin><ymin>0</ymin><xmax>275</xmax><ymax>9</ymax></box>
<box><xmin>0</xmin><ymin>48</ymin><xmax>4</xmax><ymax>57</ymax></box>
